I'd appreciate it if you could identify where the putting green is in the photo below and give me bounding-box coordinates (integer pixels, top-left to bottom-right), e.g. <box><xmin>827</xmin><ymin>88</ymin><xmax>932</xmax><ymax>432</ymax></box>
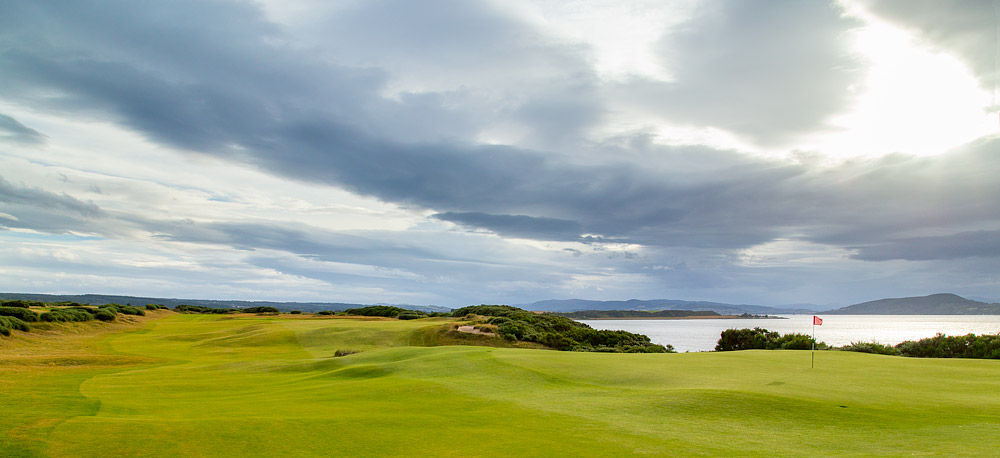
<box><xmin>2</xmin><ymin>314</ymin><xmax>999</xmax><ymax>457</ymax></box>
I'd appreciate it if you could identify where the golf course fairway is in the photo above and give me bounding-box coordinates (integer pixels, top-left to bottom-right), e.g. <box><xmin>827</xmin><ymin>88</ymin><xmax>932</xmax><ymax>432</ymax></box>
<box><xmin>2</xmin><ymin>313</ymin><xmax>998</xmax><ymax>457</ymax></box>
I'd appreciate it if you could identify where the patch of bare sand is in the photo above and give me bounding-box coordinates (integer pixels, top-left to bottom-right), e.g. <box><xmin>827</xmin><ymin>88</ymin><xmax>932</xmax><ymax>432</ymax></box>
<box><xmin>456</xmin><ymin>325</ymin><xmax>495</xmax><ymax>336</ymax></box>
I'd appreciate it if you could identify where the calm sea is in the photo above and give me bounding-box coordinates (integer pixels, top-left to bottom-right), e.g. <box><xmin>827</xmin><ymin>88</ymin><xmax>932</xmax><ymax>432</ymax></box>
<box><xmin>578</xmin><ymin>315</ymin><xmax>1000</xmax><ymax>353</ymax></box>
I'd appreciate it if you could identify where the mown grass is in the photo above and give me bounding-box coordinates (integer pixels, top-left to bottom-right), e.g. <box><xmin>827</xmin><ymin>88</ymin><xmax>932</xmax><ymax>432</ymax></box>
<box><xmin>0</xmin><ymin>312</ymin><xmax>166</xmax><ymax>458</ymax></box>
<box><xmin>2</xmin><ymin>313</ymin><xmax>999</xmax><ymax>457</ymax></box>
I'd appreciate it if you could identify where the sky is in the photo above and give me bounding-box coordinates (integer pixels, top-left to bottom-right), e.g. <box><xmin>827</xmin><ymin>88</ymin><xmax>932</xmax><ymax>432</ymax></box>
<box><xmin>1</xmin><ymin>0</ymin><xmax>999</xmax><ymax>308</ymax></box>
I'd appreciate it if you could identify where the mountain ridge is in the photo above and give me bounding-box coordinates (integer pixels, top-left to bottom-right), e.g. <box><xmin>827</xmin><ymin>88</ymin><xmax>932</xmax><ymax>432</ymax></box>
<box><xmin>826</xmin><ymin>293</ymin><xmax>1000</xmax><ymax>315</ymax></box>
<box><xmin>518</xmin><ymin>298</ymin><xmax>816</xmax><ymax>315</ymax></box>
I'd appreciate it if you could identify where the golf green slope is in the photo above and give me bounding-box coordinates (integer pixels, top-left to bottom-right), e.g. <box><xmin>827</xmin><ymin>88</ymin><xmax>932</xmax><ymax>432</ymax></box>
<box><xmin>2</xmin><ymin>313</ymin><xmax>999</xmax><ymax>457</ymax></box>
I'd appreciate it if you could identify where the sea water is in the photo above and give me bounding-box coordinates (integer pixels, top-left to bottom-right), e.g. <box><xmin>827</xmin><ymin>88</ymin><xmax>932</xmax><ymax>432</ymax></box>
<box><xmin>578</xmin><ymin>315</ymin><xmax>1000</xmax><ymax>353</ymax></box>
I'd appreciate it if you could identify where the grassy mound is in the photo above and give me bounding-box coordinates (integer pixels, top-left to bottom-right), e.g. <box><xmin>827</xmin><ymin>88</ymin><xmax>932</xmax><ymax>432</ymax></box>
<box><xmin>453</xmin><ymin>305</ymin><xmax>671</xmax><ymax>352</ymax></box>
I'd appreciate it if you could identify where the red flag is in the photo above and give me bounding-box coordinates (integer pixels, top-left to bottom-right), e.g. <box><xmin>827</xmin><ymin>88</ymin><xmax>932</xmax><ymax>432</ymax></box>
<box><xmin>813</xmin><ymin>316</ymin><xmax>823</xmax><ymax>326</ymax></box>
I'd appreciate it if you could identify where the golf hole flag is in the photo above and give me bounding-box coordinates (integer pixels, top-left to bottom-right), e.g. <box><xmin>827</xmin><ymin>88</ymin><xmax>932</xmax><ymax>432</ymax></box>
<box><xmin>811</xmin><ymin>316</ymin><xmax>822</xmax><ymax>368</ymax></box>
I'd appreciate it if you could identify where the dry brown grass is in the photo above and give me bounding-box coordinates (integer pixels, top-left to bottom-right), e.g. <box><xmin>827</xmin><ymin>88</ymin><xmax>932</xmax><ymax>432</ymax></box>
<box><xmin>0</xmin><ymin>309</ymin><xmax>171</xmax><ymax>370</ymax></box>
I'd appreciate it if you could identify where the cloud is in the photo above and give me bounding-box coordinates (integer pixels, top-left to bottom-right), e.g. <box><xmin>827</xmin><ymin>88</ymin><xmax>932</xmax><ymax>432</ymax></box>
<box><xmin>852</xmin><ymin>230</ymin><xmax>1000</xmax><ymax>261</ymax></box>
<box><xmin>434</xmin><ymin>212</ymin><xmax>582</xmax><ymax>241</ymax></box>
<box><xmin>856</xmin><ymin>0</ymin><xmax>999</xmax><ymax>91</ymax></box>
<box><xmin>2</xmin><ymin>0</ymin><xmax>1000</xmax><ymax>305</ymax></box>
<box><xmin>0</xmin><ymin>113</ymin><xmax>45</xmax><ymax>144</ymax></box>
<box><xmin>0</xmin><ymin>175</ymin><xmax>105</xmax><ymax>221</ymax></box>
<box><xmin>636</xmin><ymin>0</ymin><xmax>863</xmax><ymax>145</ymax></box>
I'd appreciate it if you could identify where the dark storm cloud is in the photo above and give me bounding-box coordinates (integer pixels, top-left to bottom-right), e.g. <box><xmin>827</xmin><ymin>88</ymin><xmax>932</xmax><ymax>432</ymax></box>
<box><xmin>852</xmin><ymin>230</ymin><xmax>1000</xmax><ymax>261</ymax></box>
<box><xmin>857</xmin><ymin>0</ymin><xmax>998</xmax><ymax>90</ymax></box>
<box><xmin>633</xmin><ymin>0</ymin><xmax>862</xmax><ymax>145</ymax></box>
<box><xmin>434</xmin><ymin>212</ymin><xmax>582</xmax><ymax>241</ymax></box>
<box><xmin>0</xmin><ymin>114</ymin><xmax>45</xmax><ymax>144</ymax></box>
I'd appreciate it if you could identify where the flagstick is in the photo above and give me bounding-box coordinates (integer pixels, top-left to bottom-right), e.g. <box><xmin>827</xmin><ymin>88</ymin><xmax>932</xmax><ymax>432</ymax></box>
<box><xmin>811</xmin><ymin>321</ymin><xmax>815</xmax><ymax>369</ymax></box>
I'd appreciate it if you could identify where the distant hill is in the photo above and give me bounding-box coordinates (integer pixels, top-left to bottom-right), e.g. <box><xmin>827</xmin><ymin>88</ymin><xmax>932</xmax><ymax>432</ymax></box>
<box><xmin>520</xmin><ymin>299</ymin><xmax>813</xmax><ymax>315</ymax></box>
<box><xmin>554</xmin><ymin>310</ymin><xmax>723</xmax><ymax>319</ymax></box>
<box><xmin>827</xmin><ymin>293</ymin><xmax>1000</xmax><ymax>315</ymax></box>
<box><xmin>0</xmin><ymin>293</ymin><xmax>451</xmax><ymax>314</ymax></box>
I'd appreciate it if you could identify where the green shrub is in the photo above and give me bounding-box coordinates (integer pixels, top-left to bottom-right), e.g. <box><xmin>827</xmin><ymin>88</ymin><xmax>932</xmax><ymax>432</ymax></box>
<box><xmin>100</xmin><ymin>303</ymin><xmax>145</xmax><ymax>316</ymax></box>
<box><xmin>289</xmin><ymin>310</ymin><xmax>303</xmax><ymax>315</ymax></box>
<box><xmin>397</xmin><ymin>311</ymin><xmax>423</xmax><ymax>320</ymax></box>
<box><xmin>334</xmin><ymin>349</ymin><xmax>359</xmax><ymax>357</ymax></box>
<box><xmin>0</xmin><ymin>316</ymin><xmax>31</xmax><ymax>335</ymax></box>
<box><xmin>840</xmin><ymin>341</ymin><xmax>898</xmax><ymax>355</ymax></box>
<box><xmin>774</xmin><ymin>333</ymin><xmax>816</xmax><ymax>350</ymax></box>
<box><xmin>175</xmin><ymin>304</ymin><xmax>237</xmax><ymax>314</ymax></box>
<box><xmin>52</xmin><ymin>301</ymin><xmax>86</xmax><ymax>307</ymax></box>
<box><xmin>317</xmin><ymin>310</ymin><xmax>336</xmax><ymax>316</ymax></box>
<box><xmin>715</xmin><ymin>328</ymin><xmax>822</xmax><ymax>351</ymax></box>
<box><xmin>0</xmin><ymin>306</ymin><xmax>39</xmax><ymax>322</ymax></box>
<box><xmin>451</xmin><ymin>305</ymin><xmax>522</xmax><ymax>318</ymax></box>
<box><xmin>344</xmin><ymin>305</ymin><xmax>410</xmax><ymax>318</ymax></box>
<box><xmin>145</xmin><ymin>304</ymin><xmax>168</xmax><ymax>311</ymax></box>
<box><xmin>0</xmin><ymin>299</ymin><xmax>45</xmax><ymax>308</ymax></box>
<box><xmin>93</xmin><ymin>309</ymin><xmax>116</xmax><ymax>321</ymax></box>
<box><xmin>40</xmin><ymin>308</ymin><xmax>94</xmax><ymax>322</ymax></box>
<box><xmin>895</xmin><ymin>333</ymin><xmax>1000</xmax><ymax>359</ymax></box>
<box><xmin>242</xmin><ymin>306</ymin><xmax>281</xmax><ymax>314</ymax></box>
<box><xmin>456</xmin><ymin>304</ymin><xmax>670</xmax><ymax>353</ymax></box>
<box><xmin>716</xmin><ymin>328</ymin><xmax>777</xmax><ymax>351</ymax></box>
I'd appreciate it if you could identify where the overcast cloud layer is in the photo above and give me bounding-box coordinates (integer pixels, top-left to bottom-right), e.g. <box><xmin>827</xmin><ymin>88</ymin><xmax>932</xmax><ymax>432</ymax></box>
<box><xmin>1</xmin><ymin>0</ymin><xmax>999</xmax><ymax>307</ymax></box>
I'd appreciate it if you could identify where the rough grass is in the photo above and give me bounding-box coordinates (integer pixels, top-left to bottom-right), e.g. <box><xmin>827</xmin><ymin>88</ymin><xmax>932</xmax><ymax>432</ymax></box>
<box><xmin>2</xmin><ymin>313</ymin><xmax>999</xmax><ymax>457</ymax></box>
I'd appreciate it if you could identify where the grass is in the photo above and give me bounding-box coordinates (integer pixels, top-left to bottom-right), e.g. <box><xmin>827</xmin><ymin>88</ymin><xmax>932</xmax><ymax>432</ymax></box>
<box><xmin>2</xmin><ymin>312</ymin><xmax>999</xmax><ymax>457</ymax></box>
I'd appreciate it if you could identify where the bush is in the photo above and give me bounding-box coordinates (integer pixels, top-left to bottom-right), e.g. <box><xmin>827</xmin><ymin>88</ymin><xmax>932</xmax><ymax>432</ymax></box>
<box><xmin>715</xmin><ymin>328</ymin><xmax>822</xmax><ymax>351</ymax></box>
<box><xmin>397</xmin><ymin>311</ymin><xmax>423</xmax><ymax>320</ymax></box>
<box><xmin>334</xmin><ymin>349</ymin><xmax>359</xmax><ymax>357</ymax></box>
<box><xmin>100</xmin><ymin>303</ymin><xmax>145</xmax><ymax>316</ymax></box>
<box><xmin>52</xmin><ymin>301</ymin><xmax>86</xmax><ymax>307</ymax></box>
<box><xmin>175</xmin><ymin>304</ymin><xmax>237</xmax><ymax>314</ymax></box>
<box><xmin>145</xmin><ymin>303</ymin><xmax>168</xmax><ymax>310</ymax></box>
<box><xmin>774</xmin><ymin>333</ymin><xmax>816</xmax><ymax>350</ymax></box>
<box><xmin>456</xmin><ymin>304</ymin><xmax>670</xmax><ymax>353</ymax></box>
<box><xmin>0</xmin><ymin>316</ymin><xmax>31</xmax><ymax>335</ymax></box>
<box><xmin>0</xmin><ymin>299</ymin><xmax>45</xmax><ymax>308</ymax></box>
<box><xmin>242</xmin><ymin>306</ymin><xmax>281</xmax><ymax>314</ymax></box>
<box><xmin>344</xmin><ymin>305</ymin><xmax>410</xmax><ymax>318</ymax></box>
<box><xmin>839</xmin><ymin>341</ymin><xmax>898</xmax><ymax>355</ymax></box>
<box><xmin>451</xmin><ymin>305</ymin><xmax>522</xmax><ymax>318</ymax></box>
<box><xmin>317</xmin><ymin>310</ymin><xmax>336</xmax><ymax>316</ymax></box>
<box><xmin>716</xmin><ymin>328</ymin><xmax>778</xmax><ymax>351</ymax></box>
<box><xmin>0</xmin><ymin>306</ymin><xmax>39</xmax><ymax>322</ymax></box>
<box><xmin>93</xmin><ymin>309</ymin><xmax>117</xmax><ymax>321</ymax></box>
<box><xmin>40</xmin><ymin>308</ymin><xmax>95</xmax><ymax>323</ymax></box>
<box><xmin>894</xmin><ymin>333</ymin><xmax>1000</xmax><ymax>359</ymax></box>
<box><xmin>289</xmin><ymin>310</ymin><xmax>303</xmax><ymax>315</ymax></box>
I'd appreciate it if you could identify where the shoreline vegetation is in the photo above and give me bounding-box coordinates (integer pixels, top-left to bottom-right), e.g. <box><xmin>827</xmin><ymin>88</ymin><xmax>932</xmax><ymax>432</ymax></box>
<box><xmin>718</xmin><ymin>327</ymin><xmax>1000</xmax><ymax>360</ymax></box>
